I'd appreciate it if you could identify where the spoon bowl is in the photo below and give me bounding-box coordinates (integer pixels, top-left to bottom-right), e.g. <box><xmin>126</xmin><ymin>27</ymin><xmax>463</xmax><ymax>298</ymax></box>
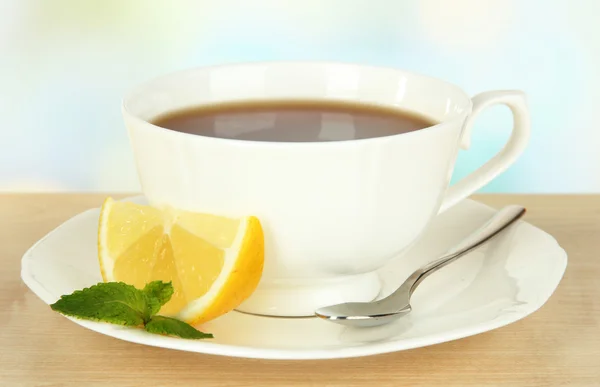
<box><xmin>315</xmin><ymin>302</ymin><xmax>411</xmax><ymax>328</ymax></box>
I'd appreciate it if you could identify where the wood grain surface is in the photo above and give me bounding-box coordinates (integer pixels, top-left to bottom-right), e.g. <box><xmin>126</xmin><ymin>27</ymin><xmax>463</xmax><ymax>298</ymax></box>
<box><xmin>1</xmin><ymin>194</ymin><xmax>599</xmax><ymax>387</ymax></box>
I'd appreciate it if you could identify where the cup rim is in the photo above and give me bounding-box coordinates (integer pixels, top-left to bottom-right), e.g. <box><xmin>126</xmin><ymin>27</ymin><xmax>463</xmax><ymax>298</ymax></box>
<box><xmin>122</xmin><ymin>60</ymin><xmax>473</xmax><ymax>147</ymax></box>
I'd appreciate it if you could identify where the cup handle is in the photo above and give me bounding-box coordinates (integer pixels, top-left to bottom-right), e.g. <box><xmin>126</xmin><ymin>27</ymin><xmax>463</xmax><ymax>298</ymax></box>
<box><xmin>439</xmin><ymin>90</ymin><xmax>531</xmax><ymax>213</ymax></box>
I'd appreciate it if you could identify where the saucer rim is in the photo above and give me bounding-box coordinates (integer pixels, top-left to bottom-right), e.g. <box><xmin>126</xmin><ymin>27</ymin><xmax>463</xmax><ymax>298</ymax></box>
<box><xmin>20</xmin><ymin>198</ymin><xmax>568</xmax><ymax>360</ymax></box>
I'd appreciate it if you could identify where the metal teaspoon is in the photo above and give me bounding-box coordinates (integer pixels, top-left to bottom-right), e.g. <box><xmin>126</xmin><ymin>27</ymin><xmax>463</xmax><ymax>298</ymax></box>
<box><xmin>315</xmin><ymin>205</ymin><xmax>526</xmax><ymax>327</ymax></box>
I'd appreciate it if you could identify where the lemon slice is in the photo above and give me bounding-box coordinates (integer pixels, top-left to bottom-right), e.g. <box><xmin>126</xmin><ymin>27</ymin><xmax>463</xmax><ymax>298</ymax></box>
<box><xmin>98</xmin><ymin>197</ymin><xmax>264</xmax><ymax>325</ymax></box>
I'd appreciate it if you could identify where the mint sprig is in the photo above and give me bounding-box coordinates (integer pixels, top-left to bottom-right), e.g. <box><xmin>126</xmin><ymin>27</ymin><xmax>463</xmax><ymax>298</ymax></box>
<box><xmin>50</xmin><ymin>281</ymin><xmax>213</xmax><ymax>340</ymax></box>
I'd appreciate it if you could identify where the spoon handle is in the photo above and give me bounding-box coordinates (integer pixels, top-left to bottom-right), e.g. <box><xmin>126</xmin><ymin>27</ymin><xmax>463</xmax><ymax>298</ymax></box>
<box><xmin>401</xmin><ymin>205</ymin><xmax>526</xmax><ymax>297</ymax></box>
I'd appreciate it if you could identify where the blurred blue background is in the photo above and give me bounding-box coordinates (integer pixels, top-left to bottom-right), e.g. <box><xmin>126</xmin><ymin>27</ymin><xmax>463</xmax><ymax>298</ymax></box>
<box><xmin>2</xmin><ymin>0</ymin><xmax>598</xmax><ymax>192</ymax></box>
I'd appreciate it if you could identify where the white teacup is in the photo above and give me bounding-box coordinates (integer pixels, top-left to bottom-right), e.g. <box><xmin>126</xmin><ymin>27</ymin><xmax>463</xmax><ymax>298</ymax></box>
<box><xmin>122</xmin><ymin>62</ymin><xmax>530</xmax><ymax>316</ymax></box>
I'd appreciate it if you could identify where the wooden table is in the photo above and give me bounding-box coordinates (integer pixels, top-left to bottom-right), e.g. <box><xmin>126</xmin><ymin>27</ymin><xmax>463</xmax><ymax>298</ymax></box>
<box><xmin>1</xmin><ymin>194</ymin><xmax>599</xmax><ymax>386</ymax></box>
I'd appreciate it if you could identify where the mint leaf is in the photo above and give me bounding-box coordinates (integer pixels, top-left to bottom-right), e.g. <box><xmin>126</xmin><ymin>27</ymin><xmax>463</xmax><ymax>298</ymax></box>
<box><xmin>145</xmin><ymin>316</ymin><xmax>213</xmax><ymax>339</ymax></box>
<box><xmin>143</xmin><ymin>281</ymin><xmax>173</xmax><ymax>316</ymax></box>
<box><xmin>51</xmin><ymin>281</ymin><xmax>213</xmax><ymax>340</ymax></box>
<box><xmin>50</xmin><ymin>282</ymin><xmax>149</xmax><ymax>326</ymax></box>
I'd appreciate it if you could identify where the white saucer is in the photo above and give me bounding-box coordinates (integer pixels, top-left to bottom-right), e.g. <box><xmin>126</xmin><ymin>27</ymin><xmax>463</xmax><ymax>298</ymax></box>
<box><xmin>21</xmin><ymin>198</ymin><xmax>567</xmax><ymax>360</ymax></box>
